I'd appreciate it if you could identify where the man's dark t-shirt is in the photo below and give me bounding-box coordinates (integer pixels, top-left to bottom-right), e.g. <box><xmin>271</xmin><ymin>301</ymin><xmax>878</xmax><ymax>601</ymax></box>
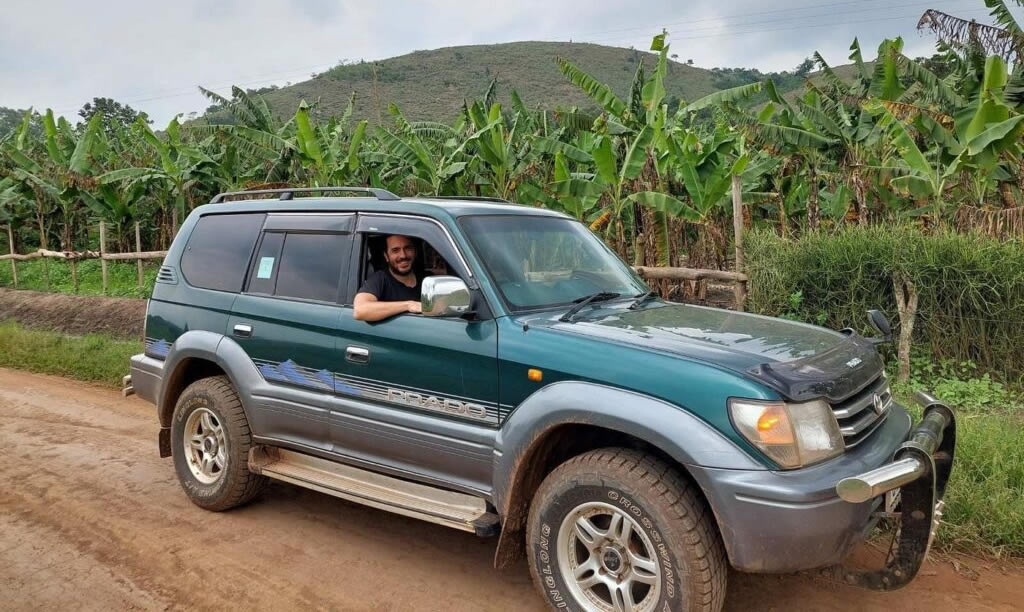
<box><xmin>358</xmin><ymin>270</ymin><xmax>421</xmax><ymax>302</ymax></box>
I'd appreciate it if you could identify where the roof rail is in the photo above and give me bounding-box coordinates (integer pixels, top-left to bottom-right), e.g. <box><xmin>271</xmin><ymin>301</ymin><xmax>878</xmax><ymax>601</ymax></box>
<box><xmin>210</xmin><ymin>186</ymin><xmax>400</xmax><ymax>204</ymax></box>
<box><xmin>420</xmin><ymin>195</ymin><xmax>512</xmax><ymax>204</ymax></box>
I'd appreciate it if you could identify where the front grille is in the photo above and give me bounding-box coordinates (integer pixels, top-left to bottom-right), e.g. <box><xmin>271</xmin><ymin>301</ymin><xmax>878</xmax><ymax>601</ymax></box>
<box><xmin>829</xmin><ymin>374</ymin><xmax>892</xmax><ymax>448</ymax></box>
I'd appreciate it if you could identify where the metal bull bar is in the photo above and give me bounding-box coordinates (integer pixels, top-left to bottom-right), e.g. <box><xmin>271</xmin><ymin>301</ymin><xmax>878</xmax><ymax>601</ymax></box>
<box><xmin>829</xmin><ymin>391</ymin><xmax>957</xmax><ymax>591</ymax></box>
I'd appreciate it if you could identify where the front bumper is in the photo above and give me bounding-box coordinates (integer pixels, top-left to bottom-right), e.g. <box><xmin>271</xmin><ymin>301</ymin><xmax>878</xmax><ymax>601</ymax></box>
<box><xmin>689</xmin><ymin>392</ymin><xmax>955</xmax><ymax>581</ymax></box>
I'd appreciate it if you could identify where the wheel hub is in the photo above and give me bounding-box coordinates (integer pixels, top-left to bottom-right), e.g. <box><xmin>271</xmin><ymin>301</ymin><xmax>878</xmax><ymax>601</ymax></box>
<box><xmin>183</xmin><ymin>407</ymin><xmax>227</xmax><ymax>485</ymax></box>
<box><xmin>601</xmin><ymin>547</ymin><xmax>625</xmax><ymax>575</ymax></box>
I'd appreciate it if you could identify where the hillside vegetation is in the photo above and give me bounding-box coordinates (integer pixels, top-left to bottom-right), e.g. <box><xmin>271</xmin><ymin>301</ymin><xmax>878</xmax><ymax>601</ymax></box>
<box><xmin>204</xmin><ymin>41</ymin><xmax>773</xmax><ymax>124</ymax></box>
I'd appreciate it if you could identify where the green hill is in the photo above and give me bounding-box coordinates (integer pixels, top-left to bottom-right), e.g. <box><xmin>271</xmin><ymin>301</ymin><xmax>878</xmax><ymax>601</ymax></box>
<box><xmin>203</xmin><ymin>41</ymin><xmax>740</xmax><ymax>125</ymax></box>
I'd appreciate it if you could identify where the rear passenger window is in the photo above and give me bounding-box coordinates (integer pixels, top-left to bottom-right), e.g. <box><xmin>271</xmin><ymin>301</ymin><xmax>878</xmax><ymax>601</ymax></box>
<box><xmin>275</xmin><ymin>233</ymin><xmax>347</xmax><ymax>302</ymax></box>
<box><xmin>245</xmin><ymin>232</ymin><xmax>348</xmax><ymax>302</ymax></box>
<box><xmin>180</xmin><ymin>213</ymin><xmax>264</xmax><ymax>292</ymax></box>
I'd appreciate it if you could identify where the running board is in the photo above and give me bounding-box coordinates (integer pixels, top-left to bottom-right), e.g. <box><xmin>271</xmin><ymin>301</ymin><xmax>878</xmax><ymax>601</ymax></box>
<box><xmin>248</xmin><ymin>446</ymin><xmax>499</xmax><ymax>536</ymax></box>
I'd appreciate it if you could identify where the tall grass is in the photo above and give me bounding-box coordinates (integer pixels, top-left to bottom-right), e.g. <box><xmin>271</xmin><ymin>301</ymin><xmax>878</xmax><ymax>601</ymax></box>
<box><xmin>892</xmin><ymin>357</ymin><xmax>1024</xmax><ymax>557</ymax></box>
<box><xmin>0</xmin><ymin>321</ymin><xmax>142</xmax><ymax>386</ymax></box>
<box><xmin>0</xmin><ymin>259</ymin><xmax>158</xmax><ymax>298</ymax></box>
<box><xmin>746</xmin><ymin>226</ymin><xmax>1024</xmax><ymax>382</ymax></box>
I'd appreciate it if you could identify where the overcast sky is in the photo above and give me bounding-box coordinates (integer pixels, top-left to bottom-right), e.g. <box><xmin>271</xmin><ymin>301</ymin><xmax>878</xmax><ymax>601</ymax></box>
<box><xmin>1</xmin><ymin>0</ymin><xmax>1016</xmax><ymax>124</ymax></box>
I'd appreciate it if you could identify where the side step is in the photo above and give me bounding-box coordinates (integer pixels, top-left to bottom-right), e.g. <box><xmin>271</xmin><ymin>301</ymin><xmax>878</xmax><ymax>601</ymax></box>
<box><xmin>248</xmin><ymin>446</ymin><xmax>499</xmax><ymax>536</ymax></box>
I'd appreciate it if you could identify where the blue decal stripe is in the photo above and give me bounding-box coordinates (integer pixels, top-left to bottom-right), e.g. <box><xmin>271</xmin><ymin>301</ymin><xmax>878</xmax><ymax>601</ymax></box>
<box><xmin>144</xmin><ymin>337</ymin><xmax>171</xmax><ymax>359</ymax></box>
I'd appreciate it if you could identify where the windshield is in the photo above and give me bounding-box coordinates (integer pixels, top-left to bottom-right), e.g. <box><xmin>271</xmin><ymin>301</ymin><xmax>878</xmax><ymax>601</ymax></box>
<box><xmin>461</xmin><ymin>215</ymin><xmax>647</xmax><ymax>311</ymax></box>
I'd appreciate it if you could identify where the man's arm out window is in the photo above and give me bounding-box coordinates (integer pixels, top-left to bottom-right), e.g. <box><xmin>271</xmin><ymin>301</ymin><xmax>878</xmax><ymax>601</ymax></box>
<box><xmin>353</xmin><ymin>274</ymin><xmax>421</xmax><ymax>321</ymax></box>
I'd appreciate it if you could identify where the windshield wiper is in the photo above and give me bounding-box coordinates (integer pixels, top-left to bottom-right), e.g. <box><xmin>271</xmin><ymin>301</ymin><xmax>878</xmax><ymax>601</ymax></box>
<box><xmin>628</xmin><ymin>290</ymin><xmax>658</xmax><ymax>310</ymax></box>
<box><xmin>559</xmin><ymin>292</ymin><xmax>621</xmax><ymax>323</ymax></box>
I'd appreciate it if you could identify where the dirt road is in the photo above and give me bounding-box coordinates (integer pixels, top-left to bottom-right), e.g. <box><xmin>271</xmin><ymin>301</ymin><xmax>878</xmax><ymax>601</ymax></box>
<box><xmin>1</xmin><ymin>368</ymin><xmax>1021</xmax><ymax>611</ymax></box>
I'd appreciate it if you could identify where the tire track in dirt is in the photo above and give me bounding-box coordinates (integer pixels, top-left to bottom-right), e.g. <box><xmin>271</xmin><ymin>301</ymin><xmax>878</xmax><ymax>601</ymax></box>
<box><xmin>0</xmin><ymin>368</ymin><xmax>1020</xmax><ymax>611</ymax></box>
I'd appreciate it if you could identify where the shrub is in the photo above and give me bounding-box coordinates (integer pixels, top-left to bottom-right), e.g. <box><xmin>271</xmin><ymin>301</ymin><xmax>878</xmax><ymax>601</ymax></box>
<box><xmin>746</xmin><ymin>226</ymin><xmax>1024</xmax><ymax>381</ymax></box>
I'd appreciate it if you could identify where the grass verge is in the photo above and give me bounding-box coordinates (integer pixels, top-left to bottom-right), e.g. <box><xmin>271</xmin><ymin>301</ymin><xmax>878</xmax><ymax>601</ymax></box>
<box><xmin>0</xmin><ymin>321</ymin><xmax>141</xmax><ymax>386</ymax></box>
<box><xmin>891</xmin><ymin>356</ymin><xmax>1024</xmax><ymax>558</ymax></box>
<box><xmin>0</xmin><ymin>258</ymin><xmax>158</xmax><ymax>298</ymax></box>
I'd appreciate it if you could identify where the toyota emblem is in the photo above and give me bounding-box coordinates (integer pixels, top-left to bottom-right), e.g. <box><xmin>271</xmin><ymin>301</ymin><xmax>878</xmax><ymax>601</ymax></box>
<box><xmin>872</xmin><ymin>393</ymin><xmax>885</xmax><ymax>415</ymax></box>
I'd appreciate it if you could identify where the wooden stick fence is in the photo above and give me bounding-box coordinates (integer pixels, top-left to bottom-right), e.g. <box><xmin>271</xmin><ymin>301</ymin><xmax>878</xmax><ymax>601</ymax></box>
<box><xmin>0</xmin><ymin>222</ymin><xmax>168</xmax><ymax>294</ymax></box>
<box><xmin>1</xmin><ymin>220</ymin><xmax>749</xmax><ymax>308</ymax></box>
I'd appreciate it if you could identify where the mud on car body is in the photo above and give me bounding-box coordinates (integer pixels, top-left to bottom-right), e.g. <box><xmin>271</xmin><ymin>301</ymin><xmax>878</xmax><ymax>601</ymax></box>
<box><xmin>127</xmin><ymin>186</ymin><xmax>956</xmax><ymax>611</ymax></box>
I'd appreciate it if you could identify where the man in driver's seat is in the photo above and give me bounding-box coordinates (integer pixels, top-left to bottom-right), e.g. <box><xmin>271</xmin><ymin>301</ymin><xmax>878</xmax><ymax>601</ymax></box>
<box><xmin>353</xmin><ymin>234</ymin><xmax>423</xmax><ymax>321</ymax></box>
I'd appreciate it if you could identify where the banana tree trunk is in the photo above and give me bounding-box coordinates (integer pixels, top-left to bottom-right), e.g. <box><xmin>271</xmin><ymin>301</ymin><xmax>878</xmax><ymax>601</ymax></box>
<box><xmin>853</xmin><ymin>173</ymin><xmax>868</xmax><ymax>226</ymax></box>
<box><xmin>653</xmin><ymin>210</ymin><xmax>670</xmax><ymax>267</ymax></box>
<box><xmin>999</xmin><ymin>182</ymin><xmax>1017</xmax><ymax>209</ymax></box>
<box><xmin>807</xmin><ymin>163</ymin><xmax>820</xmax><ymax>230</ymax></box>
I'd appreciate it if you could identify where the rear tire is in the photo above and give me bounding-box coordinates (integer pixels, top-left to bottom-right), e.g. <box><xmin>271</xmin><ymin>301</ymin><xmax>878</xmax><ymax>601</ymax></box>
<box><xmin>171</xmin><ymin>375</ymin><xmax>267</xmax><ymax>511</ymax></box>
<box><xmin>526</xmin><ymin>447</ymin><xmax>726</xmax><ymax>612</ymax></box>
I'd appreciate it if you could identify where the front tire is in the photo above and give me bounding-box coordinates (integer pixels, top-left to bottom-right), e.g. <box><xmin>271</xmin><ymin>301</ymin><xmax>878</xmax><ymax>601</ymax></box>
<box><xmin>171</xmin><ymin>376</ymin><xmax>267</xmax><ymax>511</ymax></box>
<box><xmin>526</xmin><ymin>448</ymin><xmax>726</xmax><ymax>612</ymax></box>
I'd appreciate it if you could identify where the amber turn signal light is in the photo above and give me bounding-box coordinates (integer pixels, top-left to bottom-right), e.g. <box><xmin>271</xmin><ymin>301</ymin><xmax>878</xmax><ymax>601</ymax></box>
<box><xmin>527</xmin><ymin>368</ymin><xmax>543</xmax><ymax>382</ymax></box>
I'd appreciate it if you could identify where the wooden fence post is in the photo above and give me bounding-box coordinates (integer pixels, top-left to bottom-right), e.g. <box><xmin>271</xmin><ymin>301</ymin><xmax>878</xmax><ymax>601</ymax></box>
<box><xmin>731</xmin><ymin>175</ymin><xmax>747</xmax><ymax>312</ymax></box>
<box><xmin>5</xmin><ymin>225</ymin><xmax>17</xmax><ymax>289</ymax></box>
<box><xmin>70</xmin><ymin>232</ymin><xmax>79</xmax><ymax>293</ymax></box>
<box><xmin>135</xmin><ymin>222</ymin><xmax>143</xmax><ymax>289</ymax></box>
<box><xmin>99</xmin><ymin>222</ymin><xmax>108</xmax><ymax>295</ymax></box>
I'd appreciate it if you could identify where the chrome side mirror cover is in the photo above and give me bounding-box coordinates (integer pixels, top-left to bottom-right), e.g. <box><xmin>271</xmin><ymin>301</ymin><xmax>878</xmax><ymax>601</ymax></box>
<box><xmin>422</xmin><ymin>275</ymin><xmax>472</xmax><ymax>317</ymax></box>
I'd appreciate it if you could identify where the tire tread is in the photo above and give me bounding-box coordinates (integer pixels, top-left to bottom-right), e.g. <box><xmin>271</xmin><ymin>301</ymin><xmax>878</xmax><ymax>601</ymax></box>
<box><xmin>172</xmin><ymin>375</ymin><xmax>267</xmax><ymax>511</ymax></box>
<box><xmin>527</xmin><ymin>447</ymin><xmax>727</xmax><ymax>612</ymax></box>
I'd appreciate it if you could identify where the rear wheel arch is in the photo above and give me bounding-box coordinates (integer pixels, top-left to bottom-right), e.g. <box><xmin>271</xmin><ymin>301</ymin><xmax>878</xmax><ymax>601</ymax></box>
<box><xmin>159</xmin><ymin>357</ymin><xmax>230</xmax><ymax>427</ymax></box>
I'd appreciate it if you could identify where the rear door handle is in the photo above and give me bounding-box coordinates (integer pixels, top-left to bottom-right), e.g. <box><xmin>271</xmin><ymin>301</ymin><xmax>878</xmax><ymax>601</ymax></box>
<box><xmin>233</xmin><ymin>324</ymin><xmax>253</xmax><ymax>338</ymax></box>
<box><xmin>346</xmin><ymin>346</ymin><xmax>370</xmax><ymax>364</ymax></box>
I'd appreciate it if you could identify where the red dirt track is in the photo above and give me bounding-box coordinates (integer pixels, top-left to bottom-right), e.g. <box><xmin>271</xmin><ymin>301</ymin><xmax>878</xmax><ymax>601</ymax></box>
<box><xmin>0</xmin><ymin>368</ymin><xmax>1021</xmax><ymax>611</ymax></box>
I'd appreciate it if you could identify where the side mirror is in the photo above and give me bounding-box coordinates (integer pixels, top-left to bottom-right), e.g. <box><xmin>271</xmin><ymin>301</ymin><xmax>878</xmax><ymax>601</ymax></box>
<box><xmin>422</xmin><ymin>276</ymin><xmax>472</xmax><ymax>317</ymax></box>
<box><xmin>867</xmin><ymin>309</ymin><xmax>893</xmax><ymax>343</ymax></box>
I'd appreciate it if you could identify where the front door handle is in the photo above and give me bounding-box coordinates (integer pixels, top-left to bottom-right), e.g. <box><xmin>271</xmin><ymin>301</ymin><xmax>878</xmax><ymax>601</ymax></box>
<box><xmin>346</xmin><ymin>346</ymin><xmax>370</xmax><ymax>364</ymax></box>
<box><xmin>233</xmin><ymin>324</ymin><xmax>253</xmax><ymax>338</ymax></box>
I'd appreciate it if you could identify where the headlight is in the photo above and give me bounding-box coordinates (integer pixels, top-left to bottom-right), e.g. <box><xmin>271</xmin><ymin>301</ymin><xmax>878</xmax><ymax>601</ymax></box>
<box><xmin>729</xmin><ymin>398</ymin><xmax>844</xmax><ymax>469</ymax></box>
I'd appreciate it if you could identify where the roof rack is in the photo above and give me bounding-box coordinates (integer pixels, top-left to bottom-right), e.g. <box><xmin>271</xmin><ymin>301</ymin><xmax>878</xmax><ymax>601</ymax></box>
<box><xmin>420</xmin><ymin>195</ymin><xmax>512</xmax><ymax>204</ymax></box>
<box><xmin>210</xmin><ymin>187</ymin><xmax>400</xmax><ymax>204</ymax></box>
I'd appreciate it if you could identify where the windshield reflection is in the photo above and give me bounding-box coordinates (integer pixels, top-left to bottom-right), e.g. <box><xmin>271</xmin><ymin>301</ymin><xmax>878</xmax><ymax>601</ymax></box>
<box><xmin>462</xmin><ymin>215</ymin><xmax>645</xmax><ymax>311</ymax></box>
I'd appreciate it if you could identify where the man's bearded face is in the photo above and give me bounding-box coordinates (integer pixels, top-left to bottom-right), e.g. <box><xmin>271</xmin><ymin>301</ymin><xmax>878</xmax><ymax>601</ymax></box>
<box><xmin>385</xmin><ymin>235</ymin><xmax>416</xmax><ymax>275</ymax></box>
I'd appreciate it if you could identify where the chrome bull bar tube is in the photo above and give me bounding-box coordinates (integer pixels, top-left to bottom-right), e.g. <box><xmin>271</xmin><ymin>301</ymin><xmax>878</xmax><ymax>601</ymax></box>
<box><xmin>827</xmin><ymin>390</ymin><xmax>957</xmax><ymax>591</ymax></box>
<box><xmin>837</xmin><ymin>391</ymin><xmax>954</xmax><ymax>503</ymax></box>
<box><xmin>836</xmin><ymin>457</ymin><xmax>925</xmax><ymax>503</ymax></box>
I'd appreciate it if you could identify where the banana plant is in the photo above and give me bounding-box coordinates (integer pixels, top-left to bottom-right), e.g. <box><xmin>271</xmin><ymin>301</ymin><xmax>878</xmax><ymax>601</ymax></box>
<box><xmin>519</xmin><ymin>150</ymin><xmax>603</xmax><ymax>220</ymax></box>
<box><xmin>191</xmin><ymin>86</ymin><xmax>300</xmax><ymax>184</ymax></box>
<box><xmin>80</xmin><ymin>181</ymin><xmax>146</xmax><ymax>248</ymax></box>
<box><xmin>373</xmin><ymin>103</ymin><xmax>490</xmax><ymax>195</ymax></box>
<box><xmin>294</xmin><ymin>100</ymin><xmax>368</xmax><ymax>187</ymax></box>
<box><xmin>870</xmin><ymin>55</ymin><xmax>1024</xmax><ymax>214</ymax></box>
<box><xmin>100</xmin><ymin>116</ymin><xmax>222</xmax><ymax>218</ymax></box>
<box><xmin>7</xmin><ymin>109</ymin><xmax>104</xmax><ymax>251</ymax></box>
<box><xmin>464</xmin><ymin>100</ymin><xmax>532</xmax><ymax>200</ymax></box>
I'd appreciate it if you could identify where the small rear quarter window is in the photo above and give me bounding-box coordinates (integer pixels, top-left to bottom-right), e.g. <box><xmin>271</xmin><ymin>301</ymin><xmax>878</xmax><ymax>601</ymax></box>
<box><xmin>180</xmin><ymin>213</ymin><xmax>265</xmax><ymax>292</ymax></box>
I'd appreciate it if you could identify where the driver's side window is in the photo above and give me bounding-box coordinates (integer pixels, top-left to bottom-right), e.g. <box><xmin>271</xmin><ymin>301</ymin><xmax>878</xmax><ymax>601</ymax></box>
<box><xmin>358</xmin><ymin>234</ymin><xmax>453</xmax><ymax>287</ymax></box>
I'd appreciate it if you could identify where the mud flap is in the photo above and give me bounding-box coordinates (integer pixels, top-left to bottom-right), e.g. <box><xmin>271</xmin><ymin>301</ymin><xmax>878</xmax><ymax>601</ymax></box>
<box><xmin>158</xmin><ymin>426</ymin><xmax>172</xmax><ymax>458</ymax></box>
<box><xmin>828</xmin><ymin>396</ymin><xmax>956</xmax><ymax>591</ymax></box>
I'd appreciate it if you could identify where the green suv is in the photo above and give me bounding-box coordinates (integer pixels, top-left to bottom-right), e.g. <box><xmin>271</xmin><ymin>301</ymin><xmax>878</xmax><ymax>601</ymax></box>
<box><xmin>128</xmin><ymin>187</ymin><xmax>956</xmax><ymax>611</ymax></box>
